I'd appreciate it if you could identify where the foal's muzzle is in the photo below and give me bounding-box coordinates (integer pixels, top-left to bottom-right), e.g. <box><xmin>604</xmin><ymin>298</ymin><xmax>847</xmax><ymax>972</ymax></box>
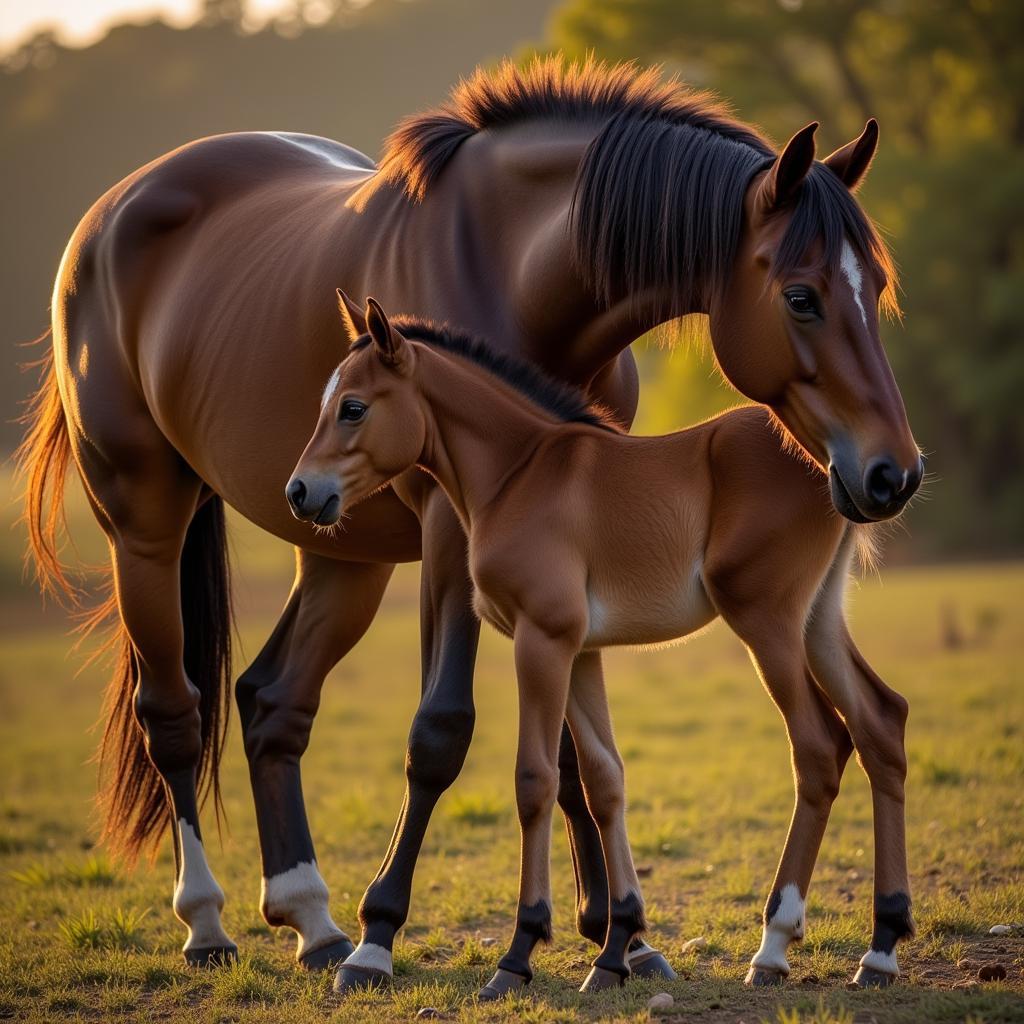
<box><xmin>285</xmin><ymin>474</ymin><xmax>342</xmax><ymax>525</ymax></box>
<box><xmin>829</xmin><ymin>453</ymin><xmax>923</xmax><ymax>523</ymax></box>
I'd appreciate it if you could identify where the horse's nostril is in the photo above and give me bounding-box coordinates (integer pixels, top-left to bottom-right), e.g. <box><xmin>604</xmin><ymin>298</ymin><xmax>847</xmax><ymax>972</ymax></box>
<box><xmin>286</xmin><ymin>478</ymin><xmax>307</xmax><ymax>512</ymax></box>
<box><xmin>864</xmin><ymin>458</ymin><xmax>900</xmax><ymax>507</ymax></box>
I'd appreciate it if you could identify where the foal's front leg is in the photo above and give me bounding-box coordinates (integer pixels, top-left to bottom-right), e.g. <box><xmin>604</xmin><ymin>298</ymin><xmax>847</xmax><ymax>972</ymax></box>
<box><xmin>478</xmin><ymin>618</ymin><xmax>579</xmax><ymax>1001</ymax></box>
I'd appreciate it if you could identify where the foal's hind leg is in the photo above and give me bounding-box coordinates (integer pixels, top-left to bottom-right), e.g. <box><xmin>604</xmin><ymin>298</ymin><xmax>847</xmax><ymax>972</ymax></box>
<box><xmin>236</xmin><ymin>551</ymin><xmax>393</xmax><ymax>969</ymax></box>
<box><xmin>804</xmin><ymin>555</ymin><xmax>913</xmax><ymax>987</ymax></box>
<box><xmin>84</xmin><ymin>442</ymin><xmax>236</xmax><ymax>965</ymax></box>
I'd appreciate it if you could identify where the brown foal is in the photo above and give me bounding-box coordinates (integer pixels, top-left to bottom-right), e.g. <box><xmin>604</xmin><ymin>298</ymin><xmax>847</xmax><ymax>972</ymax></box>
<box><xmin>290</xmin><ymin>298</ymin><xmax>918</xmax><ymax>996</ymax></box>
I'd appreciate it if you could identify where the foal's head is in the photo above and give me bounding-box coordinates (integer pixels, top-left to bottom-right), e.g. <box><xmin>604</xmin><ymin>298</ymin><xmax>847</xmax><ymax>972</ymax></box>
<box><xmin>711</xmin><ymin>121</ymin><xmax>922</xmax><ymax>523</ymax></box>
<box><xmin>287</xmin><ymin>295</ymin><xmax>424</xmax><ymax>525</ymax></box>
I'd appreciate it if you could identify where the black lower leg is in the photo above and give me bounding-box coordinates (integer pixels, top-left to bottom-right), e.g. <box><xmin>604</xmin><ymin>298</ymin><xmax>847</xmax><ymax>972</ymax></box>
<box><xmin>594</xmin><ymin>893</ymin><xmax>646</xmax><ymax>978</ymax></box>
<box><xmin>870</xmin><ymin>891</ymin><xmax>915</xmax><ymax>954</ymax></box>
<box><xmin>477</xmin><ymin>901</ymin><xmax>552</xmax><ymax>1000</ymax></box>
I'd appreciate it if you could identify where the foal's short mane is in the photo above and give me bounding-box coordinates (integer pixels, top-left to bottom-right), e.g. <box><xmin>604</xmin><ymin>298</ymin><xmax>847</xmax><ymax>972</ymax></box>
<box><xmin>380</xmin><ymin>57</ymin><xmax>899</xmax><ymax>318</ymax></box>
<box><xmin>352</xmin><ymin>319</ymin><xmax>622</xmax><ymax>433</ymax></box>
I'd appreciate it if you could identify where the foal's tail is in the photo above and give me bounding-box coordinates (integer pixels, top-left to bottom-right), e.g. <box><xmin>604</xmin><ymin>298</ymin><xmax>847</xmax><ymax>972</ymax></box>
<box><xmin>17</xmin><ymin>341</ymin><xmax>233</xmax><ymax>864</ymax></box>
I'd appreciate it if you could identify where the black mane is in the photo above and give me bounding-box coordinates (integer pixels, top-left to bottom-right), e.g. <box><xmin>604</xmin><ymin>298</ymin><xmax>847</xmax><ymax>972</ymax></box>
<box><xmin>380</xmin><ymin>57</ymin><xmax>898</xmax><ymax>318</ymax></box>
<box><xmin>352</xmin><ymin>319</ymin><xmax>622</xmax><ymax>433</ymax></box>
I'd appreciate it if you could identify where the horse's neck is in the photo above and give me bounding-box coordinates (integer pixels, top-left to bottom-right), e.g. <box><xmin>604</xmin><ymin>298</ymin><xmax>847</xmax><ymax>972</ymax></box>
<box><xmin>413</xmin><ymin>349</ymin><xmax>558</xmax><ymax>530</ymax></box>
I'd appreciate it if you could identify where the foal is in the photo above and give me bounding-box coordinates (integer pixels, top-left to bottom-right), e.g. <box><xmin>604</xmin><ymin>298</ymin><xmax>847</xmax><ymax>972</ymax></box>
<box><xmin>289</xmin><ymin>298</ymin><xmax>916</xmax><ymax>995</ymax></box>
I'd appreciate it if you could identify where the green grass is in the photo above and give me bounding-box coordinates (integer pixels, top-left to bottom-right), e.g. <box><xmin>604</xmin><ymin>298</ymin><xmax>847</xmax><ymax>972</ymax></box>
<box><xmin>0</xmin><ymin>472</ymin><xmax>1022</xmax><ymax>1021</ymax></box>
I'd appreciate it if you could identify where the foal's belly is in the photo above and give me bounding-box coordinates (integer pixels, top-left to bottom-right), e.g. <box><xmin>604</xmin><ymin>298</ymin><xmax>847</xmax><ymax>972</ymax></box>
<box><xmin>583</xmin><ymin>563</ymin><xmax>717</xmax><ymax>649</ymax></box>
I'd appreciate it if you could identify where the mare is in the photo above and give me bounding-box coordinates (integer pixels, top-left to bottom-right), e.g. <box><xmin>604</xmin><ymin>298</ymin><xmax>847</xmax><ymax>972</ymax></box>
<box><xmin>19</xmin><ymin>59</ymin><xmax>920</xmax><ymax>982</ymax></box>
<box><xmin>290</xmin><ymin>299</ymin><xmax>919</xmax><ymax>994</ymax></box>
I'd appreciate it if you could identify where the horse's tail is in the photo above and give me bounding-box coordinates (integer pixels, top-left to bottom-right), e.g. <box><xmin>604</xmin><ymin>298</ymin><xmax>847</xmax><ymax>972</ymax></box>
<box><xmin>95</xmin><ymin>496</ymin><xmax>233</xmax><ymax>864</ymax></box>
<box><xmin>17</xmin><ymin>338</ymin><xmax>233</xmax><ymax>863</ymax></box>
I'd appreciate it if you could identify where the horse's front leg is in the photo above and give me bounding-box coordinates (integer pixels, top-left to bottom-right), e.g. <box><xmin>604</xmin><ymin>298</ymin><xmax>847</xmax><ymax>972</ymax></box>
<box><xmin>478</xmin><ymin>616</ymin><xmax>579</xmax><ymax>1001</ymax></box>
<box><xmin>236</xmin><ymin>550</ymin><xmax>394</xmax><ymax>969</ymax></box>
<box><xmin>336</xmin><ymin>485</ymin><xmax>479</xmax><ymax>993</ymax></box>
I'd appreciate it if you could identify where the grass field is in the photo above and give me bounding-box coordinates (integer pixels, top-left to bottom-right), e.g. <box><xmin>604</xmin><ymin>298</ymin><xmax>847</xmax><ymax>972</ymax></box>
<box><xmin>0</xmin><ymin>478</ymin><xmax>1022</xmax><ymax>1023</ymax></box>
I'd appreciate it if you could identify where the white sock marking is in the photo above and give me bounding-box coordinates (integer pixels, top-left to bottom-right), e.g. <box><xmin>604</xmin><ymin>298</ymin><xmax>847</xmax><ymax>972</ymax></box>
<box><xmin>344</xmin><ymin>940</ymin><xmax>393</xmax><ymax>975</ymax></box>
<box><xmin>261</xmin><ymin>860</ymin><xmax>347</xmax><ymax>958</ymax></box>
<box><xmin>173</xmin><ymin>819</ymin><xmax>233</xmax><ymax>951</ymax></box>
<box><xmin>750</xmin><ymin>882</ymin><xmax>805</xmax><ymax>973</ymax></box>
<box><xmin>840</xmin><ymin>239</ymin><xmax>869</xmax><ymax>329</ymax></box>
<box><xmin>860</xmin><ymin>946</ymin><xmax>899</xmax><ymax>975</ymax></box>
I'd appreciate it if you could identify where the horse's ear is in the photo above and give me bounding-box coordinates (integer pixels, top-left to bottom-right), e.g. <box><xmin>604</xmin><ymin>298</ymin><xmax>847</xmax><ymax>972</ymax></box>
<box><xmin>761</xmin><ymin>122</ymin><xmax>818</xmax><ymax>210</ymax></box>
<box><xmin>337</xmin><ymin>288</ymin><xmax>367</xmax><ymax>342</ymax></box>
<box><xmin>365</xmin><ymin>297</ymin><xmax>404</xmax><ymax>367</ymax></box>
<box><xmin>823</xmin><ymin>118</ymin><xmax>879</xmax><ymax>192</ymax></box>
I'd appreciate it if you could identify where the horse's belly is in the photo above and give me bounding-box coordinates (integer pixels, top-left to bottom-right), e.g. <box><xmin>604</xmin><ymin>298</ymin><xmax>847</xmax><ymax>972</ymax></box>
<box><xmin>584</xmin><ymin>564</ymin><xmax>716</xmax><ymax>649</ymax></box>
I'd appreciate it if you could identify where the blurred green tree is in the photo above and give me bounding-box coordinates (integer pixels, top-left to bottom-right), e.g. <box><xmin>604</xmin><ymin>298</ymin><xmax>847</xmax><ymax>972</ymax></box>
<box><xmin>550</xmin><ymin>0</ymin><xmax>1024</xmax><ymax>556</ymax></box>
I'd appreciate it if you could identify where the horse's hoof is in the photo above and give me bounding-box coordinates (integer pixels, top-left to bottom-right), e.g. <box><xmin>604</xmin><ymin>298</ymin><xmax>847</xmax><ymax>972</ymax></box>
<box><xmin>580</xmin><ymin>965</ymin><xmax>626</xmax><ymax>992</ymax></box>
<box><xmin>852</xmin><ymin>965</ymin><xmax>897</xmax><ymax>988</ymax></box>
<box><xmin>299</xmin><ymin>936</ymin><xmax>355</xmax><ymax>972</ymax></box>
<box><xmin>630</xmin><ymin>949</ymin><xmax>677</xmax><ymax>981</ymax></box>
<box><xmin>333</xmin><ymin>963</ymin><xmax>391</xmax><ymax>994</ymax></box>
<box><xmin>745</xmin><ymin>965</ymin><xmax>786</xmax><ymax>987</ymax></box>
<box><xmin>184</xmin><ymin>944</ymin><xmax>238</xmax><ymax>968</ymax></box>
<box><xmin>477</xmin><ymin>967</ymin><xmax>529</xmax><ymax>1002</ymax></box>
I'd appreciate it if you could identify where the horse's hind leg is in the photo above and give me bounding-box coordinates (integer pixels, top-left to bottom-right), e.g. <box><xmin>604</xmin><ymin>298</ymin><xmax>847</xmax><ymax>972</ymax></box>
<box><xmin>804</xmin><ymin>543</ymin><xmax>913</xmax><ymax>987</ymax></box>
<box><xmin>79</xmin><ymin>433</ymin><xmax>236</xmax><ymax>965</ymax></box>
<box><xmin>236</xmin><ymin>551</ymin><xmax>393</xmax><ymax>969</ymax></box>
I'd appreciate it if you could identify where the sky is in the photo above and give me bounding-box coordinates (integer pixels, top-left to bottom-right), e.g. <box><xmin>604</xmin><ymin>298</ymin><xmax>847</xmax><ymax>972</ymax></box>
<box><xmin>0</xmin><ymin>0</ymin><xmax>290</xmax><ymax>53</ymax></box>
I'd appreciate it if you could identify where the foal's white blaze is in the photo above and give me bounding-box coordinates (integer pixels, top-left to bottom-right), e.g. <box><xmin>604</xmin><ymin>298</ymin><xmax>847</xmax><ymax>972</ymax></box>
<box><xmin>859</xmin><ymin>946</ymin><xmax>900</xmax><ymax>976</ymax></box>
<box><xmin>343</xmin><ymin>941</ymin><xmax>394</xmax><ymax>976</ymax></box>
<box><xmin>840</xmin><ymin>239</ymin><xmax>869</xmax><ymax>330</ymax></box>
<box><xmin>750</xmin><ymin>882</ymin><xmax>805</xmax><ymax>974</ymax></box>
<box><xmin>321</xmin><ymin>367</ymin><xmax>342</xmax><ymax>410</ymax></box>
<box><xmin>172</xmin><ymin>819</ymin><xmax>234</xmax><ymax>951</ymax></box>
<box><xmin>261</xmin><ymin>860</ymin><xmax>348</xmax><ymax>958</ymax></box>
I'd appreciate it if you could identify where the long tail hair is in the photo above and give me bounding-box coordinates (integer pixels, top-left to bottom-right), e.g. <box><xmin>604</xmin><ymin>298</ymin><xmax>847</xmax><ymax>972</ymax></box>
<box><xmin>16</xmin><ymin>339</ymin><xmax>233</xmax><ymax>863</ymax></box>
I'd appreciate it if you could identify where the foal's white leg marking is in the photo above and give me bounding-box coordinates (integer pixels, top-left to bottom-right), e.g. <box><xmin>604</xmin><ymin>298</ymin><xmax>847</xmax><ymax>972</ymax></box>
<box><xmin>321</xmin><ymin>367</ymin><xmax>342</xmax><ymax>410</ymax></box>
<box><xmin>859</xmin><ymin>946</ymin><xmax>900</xmax><ymax>976</ymax></box>
<box><xmin>261</xmin><ymin>860</ymin><xmax>349</xmax><ymax>958</ymax></box>
<box><xmin>343</xmin><ymin>941</ymin><xmax>394</xmax><ymax>976</ymax></box>
<box><xmin>172</xmin><ymin>819</ymin><xmax>233</xmax><ymax>951</ymax></box>
<box><xmin>840</xmin><ymin>239</ymin><xmax>869</xmax><ymax>329</ymax></box>
<box><xmin>750</xmin><ymin>883</ymin><xmax>805</xmax><ymax>974</ymax></box>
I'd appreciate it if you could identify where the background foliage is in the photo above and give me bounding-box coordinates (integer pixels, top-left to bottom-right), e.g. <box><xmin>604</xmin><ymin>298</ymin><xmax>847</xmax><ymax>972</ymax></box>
<box><xmin>2</xmin><ymin>0</ymin><xmax>1021</xmax><ymax>557</ymax></box>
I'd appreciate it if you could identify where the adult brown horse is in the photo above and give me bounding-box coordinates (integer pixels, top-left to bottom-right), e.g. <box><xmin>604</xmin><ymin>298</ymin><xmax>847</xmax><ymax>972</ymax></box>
<box><xmin>291</xmin><ymin>298</ymin><xmax>919</xmax><ymax>994</ymax></box>
<box><xmin>20</xmin><ymin>59</ymin><xmax>919</xmax><ymax>983</ymax></box>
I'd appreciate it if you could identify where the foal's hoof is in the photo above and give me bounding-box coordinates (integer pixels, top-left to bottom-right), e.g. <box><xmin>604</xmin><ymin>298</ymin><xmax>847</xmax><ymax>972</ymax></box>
<box><xmin>630</xmin><ymin>949</ymin><xmax>677</xmax><ymax>981</ymax></box>
<box><xmin>852</xmin><ymin>965</ymin><xmax>897</xmax><ymax>988</ymax></box>
<box><xmin>580</xmin><ymin>965</ymin><xmax>626</xmax><ymax>992</ymax></box>
<box><xmin>333</xmin><ymin>963</ymin><xmax>391</xmax><ymax>994</ymax></box>
<box><xmin>299</xmin><ymin>936</ymin><xmax>355</xmax><ymax>972</ymax></box>
<box><xmin>745</xmin><ymin>965</ymin><xmax>786</xmax><ymax>987</ymax></box>
<box><xmin>184</xmin><ymin>943</ymin><xmax>238</xmax><ymax>968</ymax></box>
<box><xmin>477</xmin><ymin>967</ymin><xmax>529</xmax><ymax>1002</ymax></box>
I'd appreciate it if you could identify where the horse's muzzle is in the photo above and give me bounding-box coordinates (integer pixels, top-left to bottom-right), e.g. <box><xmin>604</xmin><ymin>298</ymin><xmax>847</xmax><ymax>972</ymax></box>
<box><xmin>286</xmin><ymin>475</ymin><xmax>342</xmax><ymax>524</ymax></box>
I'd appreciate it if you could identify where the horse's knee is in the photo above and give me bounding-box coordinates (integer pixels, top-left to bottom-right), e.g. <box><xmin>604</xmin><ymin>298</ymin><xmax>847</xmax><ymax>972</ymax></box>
<box><xmin>135</xmin><ymin>676</ymin><xmax>203</xmax><ymax>775</ymax></box>
<box><xmin>516</xmin><ymin>764</ymin><xmax>559</xmax><ymax>827</ymax></box>
<box><xmin>240</xmin><ymin>677</ymin><xmax>317</xmax><ymax>766</ymax></box>
<box><xmin>405</xmin><ymin>703</ymin><xmax>476</xmax><ymax>793</ymax></box>
<box><xmin>581</xmin><ymin>751</ymin><xmax>625</xmax><ymax>827</ymax></box>
<box><xmin>793</xmin><ymin>739</ymin><xmax>844</xmax><ymax>809</ymax></box>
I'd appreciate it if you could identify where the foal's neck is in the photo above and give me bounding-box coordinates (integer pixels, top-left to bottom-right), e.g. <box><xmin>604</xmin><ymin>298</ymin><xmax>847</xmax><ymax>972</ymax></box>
<box><xmin>413</xmin><ymin>348</ymin><xmax>568</xmax><ymax>530</ymax></box>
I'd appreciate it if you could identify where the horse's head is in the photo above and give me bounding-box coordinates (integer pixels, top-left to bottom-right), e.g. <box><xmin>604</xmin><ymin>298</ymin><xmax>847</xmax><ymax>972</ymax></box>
<box><xmin>710</xmin><ymin>120</ymin><xmax>922</xmax><ymax>523</ymax></box>
<box><xmin>287</xmin><ymin>294</ymin><xmax>423</xmax><ymax>526</ymax></box>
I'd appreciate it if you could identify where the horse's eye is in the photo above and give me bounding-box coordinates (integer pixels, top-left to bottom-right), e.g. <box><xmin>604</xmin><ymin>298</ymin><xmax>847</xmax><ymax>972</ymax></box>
<box><xmin>339</xmin><ymin>399</ymin><xmax>367</xmax><ymax>422</ymax></box>
<box><xmin>784</xmin><ymin>290</ymin><xmax>818</xmax><ymax>317</ymax></box>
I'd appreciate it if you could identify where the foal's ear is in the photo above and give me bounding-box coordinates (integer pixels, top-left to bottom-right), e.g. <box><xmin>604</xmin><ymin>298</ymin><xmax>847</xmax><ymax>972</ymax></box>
<box><xmin>337</xmin><ymin>288</ymin><xmax>367</xmax><ymax>342</ymax></box>
<box><xmin>823</xmin><ymin>118</ymin><xmax>879</xmax><ymax>192</ymax></box>
<box><xmin>365</xmin><ymin>297</ymin><xmax>405</xmax><ymax>367</ymax></box>
<box><xmin>761</xmin><ymin>122</ymin><xmax>818</xmax><ymax>210</ymax></box>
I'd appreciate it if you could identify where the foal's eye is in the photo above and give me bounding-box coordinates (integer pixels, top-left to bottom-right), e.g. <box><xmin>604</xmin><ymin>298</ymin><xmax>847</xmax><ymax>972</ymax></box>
<box><xmin>339</xmin><ymin>399</ymin><xmax>367</xmax><ymax>422</ymax></box>
<box><xmin>784</xmin><ymin>289</ymin><xmax>819</xmax><ymax>318</ymax></box>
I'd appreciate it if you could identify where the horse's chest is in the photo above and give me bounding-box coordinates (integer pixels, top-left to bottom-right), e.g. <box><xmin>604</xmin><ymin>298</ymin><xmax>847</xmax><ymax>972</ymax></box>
<box><xmin>584</xmin><ymin>563</ymin><xmax>716</xmax><ymax>649</ymax></box>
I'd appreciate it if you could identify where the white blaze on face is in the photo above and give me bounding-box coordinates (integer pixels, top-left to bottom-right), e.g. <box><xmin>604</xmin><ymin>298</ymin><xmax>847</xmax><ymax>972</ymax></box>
<box><xmin>261</xmin><ymin>860</ymin><xmax>348</xmax><ymax>959</ymax></box>
<box><xmin>840</xmin><ymin>239</ymin><xmax>869</xmax><ymax>330</ymax></box>
<box><xmin>321</xmin><ymin>367</ymin><xmax>342</xmax><ymax>411</ymax></box>
<box><xmin>172</xmin><ymin>819</ymin><xmax>233</xmax><ymax>951</ymax></box>
<box><xmin>749</xmin><ymin>882</ymin><xmax>805</xmax><ymax>974</ymax></box>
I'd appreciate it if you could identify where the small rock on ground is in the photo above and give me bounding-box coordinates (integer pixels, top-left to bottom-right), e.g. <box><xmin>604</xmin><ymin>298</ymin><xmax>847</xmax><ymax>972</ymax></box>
<box><xmin>479</xmin><ymin>936</ymin><xmax>497</xmax><ymax>946</ymax></box>
<box><xmin>681</xmin><ymin>936</ymin><xmax>707</xmax><ymax>953</ymax></box>
<box><xmin>978</xmin><ymin>963</ymin><xmax>1008</xmax><ymax>982</ymax></box>
<box><xmin>988</xmin><ymin>924</ymin><xmax>1013</xmax><ymax>935</ymax></box>
<box><xmin>416</xmin><ymin>1009</ymin><xmax>446</xmax><ymax>1020</ymax></box>
<box><xmin>648</xmin><ymin>992</ymin><xmax>674</xmax><ymax>1012</ymax></box>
